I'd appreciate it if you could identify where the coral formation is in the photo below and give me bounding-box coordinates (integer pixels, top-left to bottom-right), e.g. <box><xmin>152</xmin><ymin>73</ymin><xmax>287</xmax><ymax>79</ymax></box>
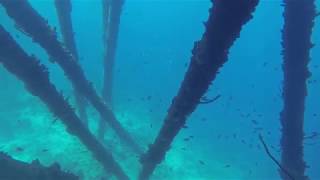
<box><xmin>0</xmin><ymin>152</ymin><xmax>78</xmax><ymax>180</ymax></box>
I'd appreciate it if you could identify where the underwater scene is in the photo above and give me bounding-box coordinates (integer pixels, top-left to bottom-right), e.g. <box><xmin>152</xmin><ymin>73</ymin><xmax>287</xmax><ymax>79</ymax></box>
<box><xmin>0</xmin><ymin>0</ymin><xmax>319</xmax><ymax>179</ymax></box>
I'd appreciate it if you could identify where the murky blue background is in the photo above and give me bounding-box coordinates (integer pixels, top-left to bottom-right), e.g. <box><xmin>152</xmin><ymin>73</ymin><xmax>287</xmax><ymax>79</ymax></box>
<box><xmin>0</xmin><ymin>0</ymin><xmax>319</xmax><ymax>179</ymax></box>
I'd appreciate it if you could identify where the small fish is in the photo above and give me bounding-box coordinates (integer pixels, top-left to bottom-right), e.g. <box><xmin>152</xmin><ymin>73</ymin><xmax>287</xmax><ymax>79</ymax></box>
<box><xmin>16</xmin><ymin>147</ymin><xmax>24</xmax><ymax>152</ymax></box>
<box><xmin>182</xmin><ymin>125</ymin><xmax>188</xmax><ymax>129</ymax></box>
<box><xmin>233</xmin><ymin>133</ymin><xmax>237</xmax><ymax>139</ymax></box>
<box><xmin>304</xmin><ymin>132</ymin><xmax>319</xmax><ymax>140</ymax></box>
<box><xmin>251</xmin><ymin>120</ymin><xmax>258</xmax><ymax>125</ymax></box>
<box><xmin>199</xmin><ymin>160</ymin><xmax>205</xmax><ymax>165</ymax></box>
<box><xmin>146</xmin><ymin>96</ymin><xmax>152</xmax><ymax>100</ymax></box>
<box><xmin>201</xmin><ymin>118</ymin><xmax>207</xmax><ymax>122</ymax></box>
<box><xmin>183</xmin><ymin>138</ymin><xmax>190</xmax><ymax>142</ymax></box>
<box><xmin>52</xmin><ymin>118</ymin><xmax>58</xmax><ymax>124</ymax></box>
<box><xmin>199</xmin><ymin>94</ymin><xmax>221</xmax><ymax>104</ymax></box>
<box><xmin>224</xmin><ymin>165</ymin><xmax>230</xmax><ymax>168</ymax></box>
<box><xmin>42</xmin><ymin>149</ymin><xmax>48</xmax><ymax>152</ymax></box>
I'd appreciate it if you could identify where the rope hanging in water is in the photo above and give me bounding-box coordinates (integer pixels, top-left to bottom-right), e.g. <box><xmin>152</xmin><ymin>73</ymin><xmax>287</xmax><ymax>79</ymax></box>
<box><xmin>259</xmin><ymin>134</ymin><xmax>295</xmax><ymax>180</ymax></box>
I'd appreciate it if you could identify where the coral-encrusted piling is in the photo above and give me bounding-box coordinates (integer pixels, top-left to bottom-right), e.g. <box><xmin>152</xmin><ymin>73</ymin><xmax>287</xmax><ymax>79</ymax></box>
<box><xmin>0</xmin><ymin>26</ymin><xmax>129</xmax><ymax>180</ymax></box>
<box><xmin>101</xmin><ymin>0</ymin><xmax>111</xmax><ymax>105</ymax></box>
<box><xmin>99</xmin><ymin>0</ymin><xmax>125</xmax><ymax>140</ymax></box>
<box><xmin>102</xmin><ymin>0</ymin><xmax>124</xmax><ymax>104</ymax></box>
<box><xmin>98</xmin><ymin>0</ymin><xmax>112</xmax><ymax>141</ymax></box>
<box><xmin>280</xmin><ymin>0</ymin><xmax>316</xmax><ymax>179</ymax></box>
<box><xmin>0</xmin><ymin>0</ymin><xmax>142</xmax><ymax>154</ymax></box>
<box><xmin>54</xmin><ymin>0</ymin><xmax>88</xmax><ymax>126</ymax></box>
<box><xmin>139</xmin><ymin>0</ymin><xmax>259</xmax><ymax>179</ymax></box>
<box><xmin>0</xmin><ymin>152</ymin><xmax>78</xmax><ymax>180</ymax></box>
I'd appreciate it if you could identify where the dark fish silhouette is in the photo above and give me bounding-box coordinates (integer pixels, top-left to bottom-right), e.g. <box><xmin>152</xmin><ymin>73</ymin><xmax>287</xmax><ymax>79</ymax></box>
<box><xmin>183</xmin><ymin>138</ymin><xmax>190</xmax><ymax>142</ymax></box>
<box><xmin>251</xmin><ymin>120</ymin><xmax>258</xmax><ymax>125</ymax></box>
<box><xmin>199</xmin><ymin>94</ymin><xmax>221</xmax><ymax>104</ymax></box>
<box><xmin>16</xmin><ymin>147</ymin><xmax>24</xmax><ymax>152</ymax></box>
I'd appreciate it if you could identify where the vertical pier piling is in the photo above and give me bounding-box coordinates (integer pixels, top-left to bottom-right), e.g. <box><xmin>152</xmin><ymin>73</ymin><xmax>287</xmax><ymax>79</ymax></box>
<box><xmin>102</xmin><ymin>0</ymin><xmax>124</xmax><ymax>104</ymax></box>
<box><xmin>54</xmin><ymin>0</ymin><xmax>88</xmax><ymax>126</ymax></box>
<box><xmin>280</xmin><ymin>0</ymin><xmax>316</xmax><ymax>179</ymax></box>
<box><xmin>99</xmin><ymin>0</ymin><xmax>124</xmax><ymax>140</ymax></box>
<box><xmin>139</xmin><ymin>0</ymin><xmax>259</xmax><ymax>179</ymax></box>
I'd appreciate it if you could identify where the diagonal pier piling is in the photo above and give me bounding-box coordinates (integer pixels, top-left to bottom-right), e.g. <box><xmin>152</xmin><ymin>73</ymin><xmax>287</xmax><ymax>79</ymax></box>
<box><xmin>0</xmin><ymin>25</ymin><xmax>129</xmax><ymax>180</ymax></box>
<box><xmin>139</xmin><ymin>0</ymin><xmax>259</xmax><ymax>179</ymax></box>
<box><xmin>0</xmin><ymin>0</ymin><xmax>142</xmax><ymax>155</ymax></box>
<box><xmin>54</xmin><ymin>0</ymin><xmax>88</xmax><ymax>126</ymax></box>
<box><xmin>280</xmin><ymin>0</ymin><xmax>316</xmax><ymax>179</ymax></box>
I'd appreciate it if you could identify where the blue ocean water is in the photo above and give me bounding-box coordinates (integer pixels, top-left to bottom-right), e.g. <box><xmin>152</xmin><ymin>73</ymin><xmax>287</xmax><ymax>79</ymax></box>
<box><xmin>0</xmin><ymin>0</ymin><xmax>319</xmax><ymax>179</ymax></box>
